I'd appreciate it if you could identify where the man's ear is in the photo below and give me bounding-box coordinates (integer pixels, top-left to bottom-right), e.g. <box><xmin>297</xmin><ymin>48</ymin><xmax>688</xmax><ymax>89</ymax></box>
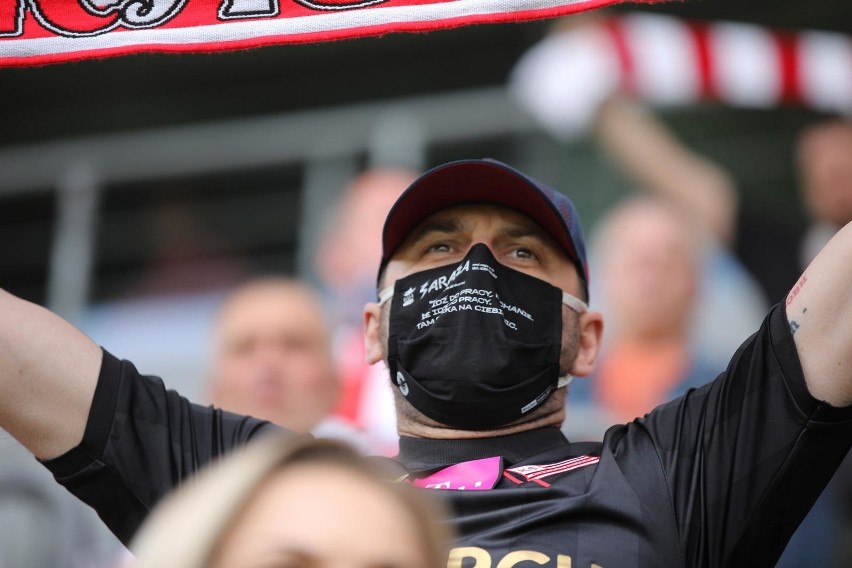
<box><xmin>571</xmin><ymin>310</ymin><xmax>604</xmax><ymax>377</ymax></box>
<box><xmin>363</xmin><ymin>302</ymin><xmax>384</xmax><ymax>365</ymax></box>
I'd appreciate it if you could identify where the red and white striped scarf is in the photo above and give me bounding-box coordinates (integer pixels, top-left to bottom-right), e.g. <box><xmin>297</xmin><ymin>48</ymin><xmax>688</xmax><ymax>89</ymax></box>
<box><xmin>0</xmin><ymin>0</ymin><xmax>663</xmax><ymax>67</ymax></box>
<box><xmin>511</xmin><ymin>14</ymin><xmax>852</xmax><ymax>138</ymax></box>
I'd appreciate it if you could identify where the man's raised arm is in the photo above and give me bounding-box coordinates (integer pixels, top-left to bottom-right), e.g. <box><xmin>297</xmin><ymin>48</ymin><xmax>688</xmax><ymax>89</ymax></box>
<box><xmin>786</xmin><ymin>221</ymin><xmax>852</xmax><ymax>407</ymax></box>
<box><xmin>0</xmin><ymin>289</ymin><xmax>101</xmax><ymax>459</ymax></box>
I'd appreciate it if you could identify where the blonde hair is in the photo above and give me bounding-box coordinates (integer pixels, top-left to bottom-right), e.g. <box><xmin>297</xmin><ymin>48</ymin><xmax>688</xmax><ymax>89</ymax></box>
<box><xmin>130</xmin><ymin>434</ymin><xmax>450</xmax><ymax>568</ymax></box>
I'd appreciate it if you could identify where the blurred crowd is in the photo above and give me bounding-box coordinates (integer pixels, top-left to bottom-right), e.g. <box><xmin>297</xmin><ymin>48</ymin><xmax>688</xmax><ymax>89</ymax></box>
<box><xmin>2</xmin><ymin>11</ymin><xmax>852</xmax><ymax>568</ymax></box>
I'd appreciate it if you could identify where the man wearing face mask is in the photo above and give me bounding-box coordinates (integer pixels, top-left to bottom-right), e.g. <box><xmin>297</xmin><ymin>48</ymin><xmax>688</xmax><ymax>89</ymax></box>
<box><xmin>2</xmin><ymin>159</ymin><xmax>852</xmax><ymax>567</ymax></box>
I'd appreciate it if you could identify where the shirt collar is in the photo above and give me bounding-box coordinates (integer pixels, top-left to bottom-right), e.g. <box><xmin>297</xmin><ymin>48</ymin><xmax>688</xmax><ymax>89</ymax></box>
<box><xmin>397</xmin><ymin>427</ymin><xmax>569</xmax><ymax>472</ymax></box>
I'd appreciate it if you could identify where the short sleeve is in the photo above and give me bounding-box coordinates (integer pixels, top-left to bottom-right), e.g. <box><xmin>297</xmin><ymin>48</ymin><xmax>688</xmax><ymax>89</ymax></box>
<box><xmin>41</xmin><ymin>350</ymin><xmax>286</xmax><ymax>545</ymax></box>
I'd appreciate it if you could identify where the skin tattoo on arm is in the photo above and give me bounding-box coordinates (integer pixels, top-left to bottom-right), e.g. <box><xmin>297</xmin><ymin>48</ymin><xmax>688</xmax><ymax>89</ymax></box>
<box><xmin>789</xmin><ymin>312</ymin><xmax>806</xmax><ymax>336</ymax></box>
<box><xmin>787</xmin><ymin>274</ymin><xmax>809</xmax><ymax>336</ymax></box>
<box><xmin>786</xmin><ymin>273</ymin><xmax>808</xmax><ymax>307</ymax></box>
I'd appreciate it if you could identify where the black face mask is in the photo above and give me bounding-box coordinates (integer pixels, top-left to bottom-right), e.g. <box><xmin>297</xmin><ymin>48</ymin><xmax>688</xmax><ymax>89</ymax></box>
<box><xmin>379</xmin><ymin>244</ymin><xmax>587</xmax><ymax>430</ymax></box>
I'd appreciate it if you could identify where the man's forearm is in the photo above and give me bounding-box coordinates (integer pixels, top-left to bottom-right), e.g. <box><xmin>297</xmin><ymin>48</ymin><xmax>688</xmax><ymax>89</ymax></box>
<box><xmin>594</xmin><ymin>97</ymin><xmax>739</xmax><ymax>244</ymax></box>
<box><xmin>0</xmin><ymin>289</ymin><xmax>101</xmax><ymax>459</ymax></box>
<box><xmin>786</xmin><ymin>221</ymin><xmax>852</xmax><ymax>407</ymax></box>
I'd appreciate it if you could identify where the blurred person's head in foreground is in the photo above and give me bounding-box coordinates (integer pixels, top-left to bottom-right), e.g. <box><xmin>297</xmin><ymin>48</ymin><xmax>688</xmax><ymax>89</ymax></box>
<box><xmin>594</xmin><ymin>197</ymin><xmax>701</xmax><ymax>342</ymax></box>
<box><xmin>315</xmin><ymin>167</ymin><xmax>418</xmax><ymax>325</ymax></box>
<box><xmin>209</xmin><ymin>278</ymin><xmax>338</xmax><ymax>432</ymax></box>
<box><xmin>362</xmin><ymin>159</ymin><xmax>604</xmax><ymax>439</ymax></box>
<box><xmin>131</xmin><ymin>435</ymin><xmax>449</xmax><ymax>568</ymax></box>
<box><xmin>797</xmin><ymin>119</ymin><xmax>852</xmax><ymax>228</ymax></box>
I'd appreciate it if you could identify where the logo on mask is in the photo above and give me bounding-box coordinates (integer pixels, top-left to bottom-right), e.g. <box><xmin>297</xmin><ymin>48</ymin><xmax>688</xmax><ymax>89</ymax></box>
<box><xmin>396</xmin><ymin>372</ymin><xmax>410</xmax><ymax>396</ymax></box>
<box><xmin>418</xmin><ymin>260</ymin><xmax>471</xmax><ymax>299</ymax></box>
<box><xmin>402</xmin><ymin>287</ymin><xmax>415</xmax><ymax>307</ymax></box>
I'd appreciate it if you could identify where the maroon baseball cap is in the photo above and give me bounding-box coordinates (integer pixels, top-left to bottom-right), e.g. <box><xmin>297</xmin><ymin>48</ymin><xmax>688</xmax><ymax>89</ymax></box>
<box><xmin>379</xmin><ymin>158</ymin><xmax>590</xmax><ymax>299</ymax></box>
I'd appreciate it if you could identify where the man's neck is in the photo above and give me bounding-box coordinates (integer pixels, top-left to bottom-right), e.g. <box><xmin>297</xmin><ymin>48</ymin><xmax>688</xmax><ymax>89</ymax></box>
<box><xmin>395</xmin><ymin>392</ymin><xmax>566</xmax><ymax>440</ymax></box>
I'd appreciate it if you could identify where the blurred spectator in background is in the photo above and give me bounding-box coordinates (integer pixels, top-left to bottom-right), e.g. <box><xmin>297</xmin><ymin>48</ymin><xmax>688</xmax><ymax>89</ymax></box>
<box><xmin>131</xmin><ymin>435</ymin><xmax>449</xmax><ymax>568</ymax></box>
<box><xmin>792</xmin><ymin>120</ymin><xmax>852</xmax><ymax>278</ymax></box>
<box><xmin>510</xmin><ymin>21</ymin><xmax>771</xmax><ymax>367</ymax></box>
<box><xmin>565</xmin><ymin>197</ymin><xmax>723</xmax><ymax>440</ymax></box>
<box><xmin>209</xmin><ymin>277</ymin><xmax>381</xmax><ymax>450</ymax></box>
<box><xmin>209</xmin><ymin>277</ymin><xmax>338</xmax><ymax>433</ymax></box>
<box><xmin>510</xmin><ymin>12</ymin><xmax>852</xmax><ymax>304</ymax></box>
<box><xmin>595</xmin><ymin>98</ymin><xmax>852</xmax><ymax>305</ymax></box>
<box><xmin>315</xmin><ymin>168</ymin><xmax>418</xmax><ymax>329</ymax></box>
<box><xmin>315</xmin><ymin>167</ymin><xmax>418</xmax><ymax>455</ymax></box>
<box><xmin>592</xmin><ymin>98</ymin><xmax>770</xmax><ymax>364</ymax></box>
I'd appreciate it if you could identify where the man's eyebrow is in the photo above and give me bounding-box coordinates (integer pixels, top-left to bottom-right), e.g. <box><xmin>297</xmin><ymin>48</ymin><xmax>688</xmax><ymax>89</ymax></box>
<box><xmin>501</xmin><ymin>223</ymin><xmax>549</xmax><ymax>241</ymax></box>
<box><xmin>407</xmin><ymin>218</ymin><xmax>463</xmax><ymax>244</ymax></box>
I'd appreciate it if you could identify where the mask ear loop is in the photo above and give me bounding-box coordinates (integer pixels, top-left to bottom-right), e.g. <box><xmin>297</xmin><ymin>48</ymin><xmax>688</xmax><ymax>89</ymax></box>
<box><xmin>562</xmin><ymin>292</ymin><xmax>588</xmax><ymax>314</ymax></box>
<box><xmin>378</xmin><ymin>287</ymin><xmax>394</xmax><ymax>306</ymax></box>
<box><xmin>557</xmin><ymin>375</ymin><xmax>573</xmax><ymax>389</ymax></box>
<box><xmin>557</xmin><ymin>292</ymin><xmax>587</xmax><ymax>389</ymax></box>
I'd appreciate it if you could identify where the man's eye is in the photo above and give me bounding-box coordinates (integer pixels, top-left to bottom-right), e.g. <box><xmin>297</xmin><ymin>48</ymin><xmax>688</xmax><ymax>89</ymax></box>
<box><xmin>427</xmin><ymin>243</ymin><xmax>451</xmax><ymax>253</ymax></box>
<box><xmin>512</xmin><ymin>247</ymin><xmax>535</xmax><ymax>259</ymax></box>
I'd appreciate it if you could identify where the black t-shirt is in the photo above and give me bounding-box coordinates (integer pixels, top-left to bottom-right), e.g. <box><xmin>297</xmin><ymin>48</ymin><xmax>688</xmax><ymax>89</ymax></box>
<box><xmin>43</xmin><ymin>305</ymin><xmax>852</xmax><ymax>567</ymax></box>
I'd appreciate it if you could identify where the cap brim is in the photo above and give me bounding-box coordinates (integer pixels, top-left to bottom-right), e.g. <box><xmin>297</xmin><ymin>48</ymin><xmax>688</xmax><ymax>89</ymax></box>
<box><xmin>382</xmin><ymin>160</ymin><xmax>579</xmax><ymax>267</ymax></box>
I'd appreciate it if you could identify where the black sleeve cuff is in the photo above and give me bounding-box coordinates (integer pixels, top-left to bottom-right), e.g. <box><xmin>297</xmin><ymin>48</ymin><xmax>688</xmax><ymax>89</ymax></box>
<box><xmin>771</xmin><ymin>303</ymin><xmax>852</xmax><ymax>423</ymax></box>
<box><xmin>41</xmin><ymin>349</ymin><xmax>122</xmax><ymax>477</ymax></box>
